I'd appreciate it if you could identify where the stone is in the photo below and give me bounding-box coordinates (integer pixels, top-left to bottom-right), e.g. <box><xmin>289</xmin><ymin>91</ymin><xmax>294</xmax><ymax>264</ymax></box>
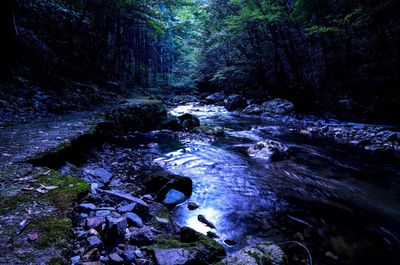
<box><xmin>84</xmin><ymin>168</ymin><xmax>113</xmax><ymax>185</ymax></box>
<box><xmin>223</xmin><ymin>239</ymin><xmax>237</xmax><ymax>246</ymax></box>
<box><xmin>80</xmin><ymin>203</ymin><xmax>96</xmax><ymax>211</ymax></box>
<box><xmin>243</xmin><ymin>104</ymin><xmax>263</xmax><ymax>115</ymax></box>
<box><xmin>86</xmin><ymin>217</ymin><xmax>103</xmax><ymax>229</ymax></box>
<box><xmin>198</xmin><ymin>215</ymin><xmax>216</xmax><ymax>229</ymax></box>
<box><xmin>83</xmin><ymin>248</ymin><xmax>99</xmax><ymax>262</ymax></box>
<box><xmin>82</xmin><ymin>262</ymin><xmax>104</xmax><ymax>265</ymax></box>
<box><xmin>96</xmin><ymin>210</ymin><xmax>111</xmax><ymax>217</ymax></box>
<box><xmin>71</xmin><ymin>255</ymin><xmax>80</xmax><ymax>265</ymax></box>
<box><xmin>161</xmin><ymin>118</ymin><xmax>182</xmax><ymax>131</ymax></box>
<box><xmin>220</xmin><ymin>243</ymin><xmax>286</xmax><ymax>265</ymax></box>
<box><xmin>248</xmin><ymin>140</ymin><xmax>290</xmax><ymax>162</ymax></box>
<box><xmin>128</xmin><ymin>226</ymin><xmax>155</xmax><ymax>245</ymax></box>
<box><xmin>178</xmin><ymin>113</ymin><xmax>200</xmax><ymax>131</ymax></box>
<box><xmin>125</xmin><ymin>212</ymin><xmax>143</xmax><ymax>228</ymax></box>
<box><xmin>206</xmin><ymin>92</ymin><xmax>225</xmax><ymax>103</ymax></box>
<box><xmin>117</xmin><ymin>203</ymin><xmax>136</xmax><ymax>213</ymax></box>
<box><xmin>262</xmin><ymin>98</ymin><xmax>294</xmax><ymax>114</ymax></box>
<box><xmin>153</xmin><ymin>248</ymin><xmax>191</xmax><ymax>265</ymax></box>
<box><xmin>104</xmin><ymin>216</ymin><xmax>127</xmax><ymax>245</ymax></box>
<box><xmin>122</xmin><ymin>247</ymin><xmax>136</xmax><ymax>262</ymax></box>
<box><xmin>163</xmin><ymin>189</ymin><xmax>187</xmax><ymax>207</ymax></box>
<box><xmin>109</xmin><ymin>253</ymin><xmax>124</xmax><ymax>263</ymax></box>
<box><xmin>224</xmin><ymin>94</ymin><xmax>247</xmax><ymax>111</ymax></box>
<box><xmin>207</xmin><ymin>231</ymin><xmax>219</xmax><ymax>238</ymax></box>
<box><xmin>87</xmin><ymin>236</ymin><xmax>103</xmax><ymax>248</ymax></box>
<box><xmin>187</xmin><ymin>202</ymin><xmax>199</xmax><ymax>210</ymax></box>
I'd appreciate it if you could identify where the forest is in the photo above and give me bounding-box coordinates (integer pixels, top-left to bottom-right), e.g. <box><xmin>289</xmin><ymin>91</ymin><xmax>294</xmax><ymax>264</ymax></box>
<box><xmin>0</xmin><ymin>0</ymin><xmax>400</xmax><ymax>265</ymax></box>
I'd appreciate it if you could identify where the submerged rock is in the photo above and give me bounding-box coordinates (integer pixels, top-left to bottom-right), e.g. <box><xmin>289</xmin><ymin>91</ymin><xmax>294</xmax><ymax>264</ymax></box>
<box><xmin>206</xmin><ymin>92</ymin><xmax>225</xmax><ymax>103</ymax></box>
<box><xmin>262</xmin><ymin>98</ymin><xmax>294</xmax><ymax>114</ymax></box>
<box><xmin>224</xmin><ymin>94</ymin><xmax>247</xmax><ymax>111</ymax></box>
<box><xmin>198</xmin><ymin>214</ymin><xmax>216</xmax><ymax>229</ymax></box>
<box><xmin>248</xmin><ymin>140</ymin><xmax>290</xmax><ymax>162</ymax></box>
<box><xmin>220</xmin><ymin>243</ymin><xmax>286</xmax><ymax>265</ymax></box>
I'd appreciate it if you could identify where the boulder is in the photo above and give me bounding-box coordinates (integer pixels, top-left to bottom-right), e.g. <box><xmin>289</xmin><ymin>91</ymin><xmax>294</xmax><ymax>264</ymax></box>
<box><xmin>248</xmin><ymin>140</ymin><xmax>290</xmax><ymax>162</ymax></box>
<box><xmin>262</xmin><ymin>98</ymin><xmax>294</xmax><ymax>114</ymax></box>
<box><xmin>224</xmin><ymin>95</ymin><xmax>247</xmax><ymax>111</ymax></box>
<box><xmin>220</xmin><ymin>243</ymin><xmax>286</xmax><ymax>265</ymax></box>
<box><xmin>243</xmin><ymin>104</ymin><xmax>263</xmax><ymax>115</ymax></box>
<box><xmin>206</xmin><ymin>92</ymin><xmax>225</xmax><ymax>103</ymax></box>
<box><xmin>160</xmin><ymin>118</ymin><xmax>182</xmax><ymax>131</ymax></box>
<box><xmin>163</xmin><ymin>189</ymin><xmax>187</xmax><ymax>207</ymax></box>
<box><xmin>178</xmin><ymin>113</ymin><xmax>200</xmax><ymax>131</ymax></box>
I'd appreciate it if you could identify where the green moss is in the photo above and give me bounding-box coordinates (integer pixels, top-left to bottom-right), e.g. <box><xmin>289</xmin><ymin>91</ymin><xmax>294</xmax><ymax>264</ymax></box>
<box><xmin>147</xmin><ymin>235</ymin><xmax>197</xmax><ymax>251</ymax></box>
<box><xmin>28</xmin><ymin>216</ymin><xmax>72</xmax><ymax>249</ymax></box>
<box><xmin>47</xmin><ymin>257</ymin><xmax>66</xmax><ymax>265</ymax></box>
<box><xmin>37</xmin><ymin>169</ymin><xmax>90</xmax><ymax>212</ymax></box>
<box><xmin>0</xmin><ymin>192</ymin><xmax>36</xmax><ymax>215</ymax></box>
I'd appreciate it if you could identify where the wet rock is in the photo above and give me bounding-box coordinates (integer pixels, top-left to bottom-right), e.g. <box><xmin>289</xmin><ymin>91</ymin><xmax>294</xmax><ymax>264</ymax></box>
<box><xmin>161</xmin><ymin>118</ymin><xmax>182</xmax><ymax>131</ymax></box>
<box><xmin>125</xmin><ymin>212</ymin><xmax>143</xmax><ymax>228</ymax></box>
<box><xmin>223</xmin><ymin>239</ymin><xmax>237</xmax><ymax>246</ymax></box>
<box><xmin>87</xmin><ymin>236</ymin><xmax>103</xmax><ymax>248</ymax></box>
<box><xmin>127</xmin><ymin>226</ymin><xmax>155</xmax><ymax>245</ymax></box>
<box><xmin>220</xmin><ymin>243</ymin><xmax>286</xmax><ymax>265</ymax></box>
<box><xmin>187</xmin><ymin>202</ymin><xmax>199</xmax><ymax>210</ymax></box>
<box><xmin>109</xmin><ymin>253</ymin><xmax>124</xmax><ymax>263</ymax></box>
<box><xmin>206</xmin><ymin>92</ymin><xmax>225</xmax><ymax>103</ymax></box>
<box><xmin>262</xmin><ymin>98</ymin><xmax>294</xmax><ymax>114</ymax></box>
<box><xmin>224</xmin><ymin>94</ymin><xmax>247</xmax><ymax>111</ymax></box>
<box><xmin>207</xmin><ymin>231</ymin><xmax>219</xmax><ymax>239</ymax></box>
<box><xmin>243</xmin><ymin>104</ymin><xmax>263</xmax><ymax>115</ymax></box>
<box><xmin>104</xmin><ymin>216</ymin><xmax>127</xmax><ymax>246</ymax></box>
<box><xmin>153</xmin><ymin>248</ymin><xmax>191</xmax><ymax>265</ymax></box>
<box><xmin>163</xmin><ymin>189</ymin><xmax>187</xmax><ymax>207</ymax></box>
<box><xmin>198</xmin><ymin>215</ymin><xmax>216</xmax><ymax>229</ymax></box>
<box><xmin>178</xmin><ymin>113</ymin><xmax>200</xmax><ymax>131</ymax></box>
<box><xmin>248</xmin><ymin>140</ymin><xmax>290</xmax><ymax>162</ymax></box>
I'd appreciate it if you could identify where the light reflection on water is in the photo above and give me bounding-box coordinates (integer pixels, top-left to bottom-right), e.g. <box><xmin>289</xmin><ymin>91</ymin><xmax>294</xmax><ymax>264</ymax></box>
<box><xmin>155</xmin><ymin>104</ymin><xmax>400</xmax><ymax>255</ymax></box>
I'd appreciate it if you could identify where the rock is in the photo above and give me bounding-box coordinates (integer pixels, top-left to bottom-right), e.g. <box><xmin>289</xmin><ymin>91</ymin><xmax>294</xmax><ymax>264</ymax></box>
<box><xmin>97</xmin><ymin>189</ymin><xmax>149</xmax><ymax>219</ymax></box>
<box><xmin>262</xmin><ymin>98</ymin><xmax>294</xmax><ymax>114</ymax></box>
<box><xmin>187</xmin><ymin>202</ymin><xmax>199</xmax><ymax>210</ymax></box>
<box><xmin>163</xmin><ymin>189</ymin><xmax>187</xmax><ymax>207</ymax></box>
<box><xmin>387</xmin><ymin>132</ymin><xmax>399</xmax><ymax>142</ymax></box>
<box><xmin>243</xmin><ymin>104</ymin><xmax>263</xmax><ymax>115</ymax></box>
<box><xmin>224</xmin><ymin>94</ymin><xmax>247</xmax><ymax>111</ymax></box>
<box><xmin>223</xmin><ymin>239</ymin><xmax>237</xmax><ymax>246</ymax></box>
<box><xmin>206</xmin><ymin>92</ymin><xmax>225</xmax><ymax>103</ymax></box>
<box><xmin>325</xmin><ymin>251</ymin><xmax>338</xmax><ymax>260</ymax></box>
<box><xmin>84</xmin><ymin>168</ymin><xmax>113</xmax><ymax>185</ymax></box>
<box><xmin>71</xmin><ymin>255</ymin><xmax>80</xmax><ymax>265</ymax></box>
<box><xmin>125</xmin><ymin>212</ymin><xmax>143</xmax><ymax>228</ymax></box>
<box><xmin>80</xmin><ymin>203</ymin><xmax>96</xmax><ymax>211</ymax></box>
<box><xmin>82</xmin><ymin>262</ymin><xmax>104</xmax><ymax>265</ymax></box>
<box><xmin>207</xmin><ymin>231</ymin><xmax>219</xmax><ymax>239</ymax></box>
<box><xmin>128</xmin><ymin>226</ymin><xmax>155</xmax><ymax>245</ymax></box>
<box><xmin>96</xmin><ymin>210</ymin><xmax>111</xmax><ymax>217</ymax></box>
<box><xmin>153</xmin><ymin>248</ymin><xmax>191</xmax><ymax>265</ymax></box>
<box><xmin>87</xmin><ymin>236</ymin><xmax>103</xmax><ymax>248</ymax></box>
<box><xmin>122</xmin><ymin>247</ymin><xmax>136</xmax><ymax>262</ymax></box>
<box><xmin>86</xmin><ymin>217</ymin><xmax>103</xmax><ymax>229</ymax></box>
<box><xmin>161</xmin><ymin>118</ymin><xmax>182</xmax><ymax>131</ymax></box>
<box><xmin>220</xmin><ymin>243</ymin><xmax>286</xmax><ymax>265</ymax></box>
<box><xmin>117</xmin><ymin>203</ymin><xmax>136</xmax><ymax>213</ymax></box>
<box><xmin>83</xmin><ymin>248</ymin><xmax>99</xmax><ymax>262</ymax></box>
<box><xmin>248</xmin><ymin>140</ymin><xmax>290</xmax><ymax>162</ymax></box>
<box><xmin>198</xmin><ymin>215</ymin><xmax>216</xmax><ymax>229</ymax></box>
<box><xmin>104</xmin><ymin>216</ymin><xmax>127</xmax><ymax>245</ymax></box>
<box><xmin>109</xmin><ymin>253</ymin><xmax>124</xmax><ymax>264</ymax></box>
<box><xmin>178</xmin><ymin>113</ymin><xmax>200</xmax><ymax>131</ymax></box>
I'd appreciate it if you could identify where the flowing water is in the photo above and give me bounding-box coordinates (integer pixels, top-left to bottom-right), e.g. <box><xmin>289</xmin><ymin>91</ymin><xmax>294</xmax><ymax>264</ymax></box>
<box><xmin>148</xmin><ymin>103</ymin><xmax>400</xmax><ymax>264</ymax></box>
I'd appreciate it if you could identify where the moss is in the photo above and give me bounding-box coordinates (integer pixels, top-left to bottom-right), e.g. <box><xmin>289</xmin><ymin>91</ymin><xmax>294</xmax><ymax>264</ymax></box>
<box><xmin>37</xmin><ymin>169</ymin><xmax>90</xmax><ymax>212</ymax></box>
<box><xmin>28</xmin><ymin>215</ymin><xmax>72</xmax><ymax>249</ymax></box>
<box><xmin>0</xmin><ymin>192</ymin><xmax>36</xmax><ymax>215</ymax></box>
<box><xmin>246</xmin><ymin>250</ymin><xmax>262</xmax><ymax>264</ymax></box>
<box><xmin>47</xmin><ymin>257</ymin><xmax>67</xmax><ymax>265</ymax></box>
<box><xmin>147</xmin><ymin>235</ymin><xmax>197</xmax><ymax>251</ymax></box>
